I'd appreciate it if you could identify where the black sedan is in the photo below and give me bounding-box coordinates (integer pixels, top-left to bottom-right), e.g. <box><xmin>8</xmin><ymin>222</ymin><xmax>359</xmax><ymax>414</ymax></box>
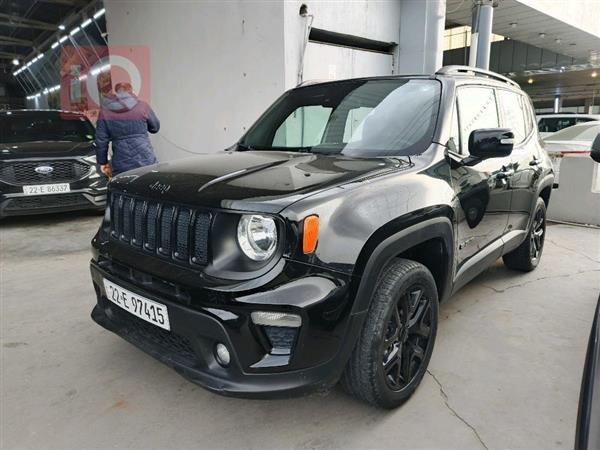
<box><xmin>0</xmin><ymin>110</ymin><xmax>107</xmax><ymax>218</ymax></box>
<box><xmin>576</xmin><ymin>295</ymin><xmax>600</xmax><ymax>450</ymax></box>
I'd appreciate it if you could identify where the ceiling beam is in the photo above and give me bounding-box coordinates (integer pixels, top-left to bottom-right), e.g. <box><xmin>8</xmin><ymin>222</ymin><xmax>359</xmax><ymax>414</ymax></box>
<box><xmin>0</xmin><ymin>36</ymin><xmax>34</xmax><ymax>47</ymax></box>
<box><xmin>38</xmin><ymin>0</ymin><xmax>86</xmax><ymax>5</ymax></box>
<box><xmin>0</xmin><ymin>14</ymin><xmax>58</xmax><ymax>31</ymax></box>
<box><xmin>0</xmin><ymin>51</ymin><xmax>24</xmax><ymax>59</ymax></box>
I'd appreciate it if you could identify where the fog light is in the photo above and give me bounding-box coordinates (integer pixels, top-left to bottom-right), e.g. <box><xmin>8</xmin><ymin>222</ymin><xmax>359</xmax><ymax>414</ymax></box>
<box><xmin>215</xmin><ymin>343</ymin><xmax>230</xmax><ymax>367</ymax></box>
<box><xmin>251</xmin><ymin>311</ymin><xmax>301</xmax><ymax>327</ymax></box>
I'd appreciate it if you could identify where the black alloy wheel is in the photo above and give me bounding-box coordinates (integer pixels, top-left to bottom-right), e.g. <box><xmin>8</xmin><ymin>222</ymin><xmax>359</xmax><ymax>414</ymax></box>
<box><xmin>503</xmin><ymin>197</ymin><xmax>547</xmax><ymax>272</ymax></box>
<box><xmin>529</xmin><ymin>206</ymin><xmax>546</xmax><ymax>263</ymax></box>
<box><xmin>342</xmin><ymin>258</ymin><xmax>438</xmax><ymax>408</ymax></box>
<box><xmin>381</xmin><ymin>286</ymin><xmax>434</xmax><ymax>391</ymax></box>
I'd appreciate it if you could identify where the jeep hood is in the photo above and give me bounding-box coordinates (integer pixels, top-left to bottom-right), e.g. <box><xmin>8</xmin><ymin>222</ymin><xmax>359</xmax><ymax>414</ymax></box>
<box><xmin>109</xmin><ymin>151</ymin><xmax>405</xmax><ymax>212</ymax></box>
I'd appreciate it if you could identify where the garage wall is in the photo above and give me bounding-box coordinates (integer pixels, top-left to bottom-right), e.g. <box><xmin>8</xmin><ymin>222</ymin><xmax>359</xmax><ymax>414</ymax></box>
<box><xmin>283</xmin><ymin>0</ymin><xmax>401</xmax><ymax>89</ymax></box>
<box><xmin>303</xmin><ymin>43</ymin><xmax>394</xmax><ymax>81</ymax></box>
<box><xmin>104</xmin><ymin>0</ymin><xmax>286</xmax><ymax>160</ymax></box>
<box><xmin>104</xmin><ymin>1</ymin><xmax>442</xmax><ymax>162</ymax></box>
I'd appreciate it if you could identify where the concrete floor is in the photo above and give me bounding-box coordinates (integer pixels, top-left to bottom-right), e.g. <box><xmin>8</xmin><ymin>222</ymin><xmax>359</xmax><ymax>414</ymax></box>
<box><xmin>1</xmin><ymin>212</ymin><xmax>599</xmax><ymax>450</ymax></box>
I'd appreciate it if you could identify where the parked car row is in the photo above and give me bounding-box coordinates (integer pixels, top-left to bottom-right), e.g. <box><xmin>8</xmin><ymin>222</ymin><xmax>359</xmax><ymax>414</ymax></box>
<box><xmin>1</xmin><ymin>98</ymin><xmax>598</xmax><ymax>220</ymax></box>
<box><xmin>537</xmin><ymin>113</ymin><xmax>600</xmax><ymax>138</ymax></box>
<box><xmin>535</xmin><ymin>115</ymin><xmax>600</xmax><ymax>185</ymax></box>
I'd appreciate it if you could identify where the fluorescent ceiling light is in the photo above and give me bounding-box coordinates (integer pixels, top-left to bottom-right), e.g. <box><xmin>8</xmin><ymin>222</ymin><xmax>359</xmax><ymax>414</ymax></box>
<box><xmin>81</xmin><ymin>18</ymin><xmax>92</xmax><ymax>28</ymax></box>
<box><xmin>58</xmin><ymin>24</ymin><xmax>66</xmax><ymax>30</ymax></box>
<box><xmin>90</xmin><ymin>64</ymin><xmax>111</xmax><ymax>76</ymax></box>
<box><xmin>93</xmin><ymin>8</ymin><xmax>105</xmax><ymax>19</ymax></box>
<box><xmin>51</xmin><ymin>41</ymin><xmax>59</xmax><ymax>49</ymax></box>
<box><xmin>59</xmin><ymin>36</ymin><xmax>68</xmax><ymax>43</ymax></box>
<box><xmin>70</xmin><ymin>27</ymin><xmax>81</xmax><ymax>36</ymax></box>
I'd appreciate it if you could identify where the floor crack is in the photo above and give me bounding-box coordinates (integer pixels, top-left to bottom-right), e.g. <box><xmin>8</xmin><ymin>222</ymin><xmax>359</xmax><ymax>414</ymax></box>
<box><xmin>546</xmin><ymin>238</ymin><xmax>600</xmax><ymax>264</ymax></box>
<box><xmin>427</xmin><ymin>370</ymin><xmax>489</xmax><ymax>450</ymax></box>
<box><xmin>480</xmin><ymin>268</ymin><xmax>600</xmax><ymax>293</ymax></box>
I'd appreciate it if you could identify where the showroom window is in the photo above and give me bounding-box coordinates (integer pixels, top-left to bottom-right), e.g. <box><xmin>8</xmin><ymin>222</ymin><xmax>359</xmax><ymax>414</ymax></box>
<box><xmin>497</xmin><ymin>89</ymin><xmax>528</xmax><ymax>144</ymax></box>
<box><xmin>456</xmin><ymin>86</ymin><xmax>499</xmax><ymax>155</ymax></box>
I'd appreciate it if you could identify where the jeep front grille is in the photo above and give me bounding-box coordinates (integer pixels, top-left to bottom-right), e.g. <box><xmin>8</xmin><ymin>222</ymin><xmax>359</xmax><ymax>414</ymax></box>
<box><xmin>0</xmin><ymin>160</ymin><xmax>91</xmax><ymax>185</ymax></box>
<box><xmin>109</xmin><ymin>192</ymin><xmax>210</xmax><ymax>266</ymax></box>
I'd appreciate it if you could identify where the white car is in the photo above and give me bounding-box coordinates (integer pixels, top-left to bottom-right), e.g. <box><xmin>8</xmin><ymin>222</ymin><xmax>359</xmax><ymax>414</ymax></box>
<box><xmin>543</xmin><ymin>121</ymin><xmax>600</xmax><ymax>184</ymax></box>
<box><xmin>537</xmin><ymin>114</ymin><xmax>600</xmax><ymax>138</ymax></box>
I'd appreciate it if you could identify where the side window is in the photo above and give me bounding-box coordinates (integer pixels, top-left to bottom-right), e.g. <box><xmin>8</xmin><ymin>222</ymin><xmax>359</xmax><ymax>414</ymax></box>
<box><xmin>272</xmin><ymin>106</ymin><xmax>332</xmax><ymax>148</ymax></box>
<box><xmin>523</xmin><ymin>96</ymin><xmax>535</xmax><ymax>135</ymax></box>
<box><xmin>498</xmin><ymin>89</ymin><xmax>527</xmax><ymax>144</ymax></box>
<box><xmin>538</xmin><ymin>118</ymin><xmax>552</xmax><ymax>133</ymax></box>
<box><xmin>456</xmin><ymin>86</ymin><xmax>499</xmax><ymax>155</ymax></box>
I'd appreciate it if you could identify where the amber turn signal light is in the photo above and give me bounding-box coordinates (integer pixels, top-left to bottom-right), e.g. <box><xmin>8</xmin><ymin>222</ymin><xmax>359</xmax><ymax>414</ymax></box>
<box><xmin>302</xmin><ymin>215</ymin><xmax>319</xmax><ymax>254</ymax></box>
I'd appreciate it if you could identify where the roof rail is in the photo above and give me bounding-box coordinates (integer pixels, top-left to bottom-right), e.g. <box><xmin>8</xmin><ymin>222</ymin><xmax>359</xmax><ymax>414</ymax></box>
<box><xmin>436</xmin><ymin>65</ymin><xmax>520</xmax><ymax>88</ymax></box>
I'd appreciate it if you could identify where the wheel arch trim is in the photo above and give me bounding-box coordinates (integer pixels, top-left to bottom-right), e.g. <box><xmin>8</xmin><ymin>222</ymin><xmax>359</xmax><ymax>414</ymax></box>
<box><xmin>350</xmin><ymin>214</ymin><xmax>454</xmax><ymax>315</ymax></box>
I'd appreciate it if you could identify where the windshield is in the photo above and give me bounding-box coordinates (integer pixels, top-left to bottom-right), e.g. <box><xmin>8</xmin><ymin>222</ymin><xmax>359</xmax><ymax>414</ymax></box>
<box><xmin>0</xmin><ymin>113</ymin><xmax>95</xmax><ymax>144</ymax></box>
<box><xmin>240</xmin><ymin>79</ymin><xmax>441</xmax><ymax>157</ymax></box>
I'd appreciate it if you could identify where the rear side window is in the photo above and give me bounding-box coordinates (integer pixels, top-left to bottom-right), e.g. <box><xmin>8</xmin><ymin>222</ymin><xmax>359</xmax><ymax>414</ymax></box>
<box><xmin>498</xmin><ymin>89</ymin><xmax>528</xmax><ymax>144</ymax></box>
<box><xmin>576</xmin><ymin>117</ymin><xmax>596</xmax><ymax>124</ymax></box>
<box><xmin>456</xmin><ymin>86</ymin><xmax>499</xmax><ymax>155</ymax></box>
<box><xmin>538</xmin><ymin>117</ymin><xmax>577</xmax><ymax>133</ymax></box>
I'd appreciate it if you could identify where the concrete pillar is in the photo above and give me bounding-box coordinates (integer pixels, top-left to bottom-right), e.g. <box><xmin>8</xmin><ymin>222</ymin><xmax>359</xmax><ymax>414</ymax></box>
<box><xmin>584</xmin><ymin>97</ymin><xmax>594</xmax><ymax>114</ymax></box>
<box><xmin>475</xmin><ymin>3</ymin><xmax>494</xmax><ymax>70</ymax></box>
<box><xmin>554</xmin><ymin>96</ymin><xmax>563</xmax><ymax>113</ymax></box>
<box><xmin>397</xmin><ymin>0</ymin><xmax>446</xmax><ymax>74</ymax></box>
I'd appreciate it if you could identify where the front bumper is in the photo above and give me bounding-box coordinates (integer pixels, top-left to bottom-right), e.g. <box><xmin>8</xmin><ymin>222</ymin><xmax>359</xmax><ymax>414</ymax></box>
<box><xmin>89</xmin><ymin>258</ymin><xmax>364</xmax><ymax>398</ymax></box>
<box><xmin>0</xmin><ymin>187</ymin><xmax>107</xmax><ymax>218</ymax></box>
<box><xmin>0</xmin><ymin>160</ymin><xmax>107</xmax><ymax>218</ymax></box>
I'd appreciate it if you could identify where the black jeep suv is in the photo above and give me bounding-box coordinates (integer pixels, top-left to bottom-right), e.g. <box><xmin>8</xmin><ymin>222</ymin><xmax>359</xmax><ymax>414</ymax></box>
<box><xmin>89</xmin><ymin>66</ymin><xmax>553</xmax><ymax>408</ymax></box>
<box><xmin>0</xmin><ymin>110</ymin><xmax>106</xmax><ymax>218</ymax></box>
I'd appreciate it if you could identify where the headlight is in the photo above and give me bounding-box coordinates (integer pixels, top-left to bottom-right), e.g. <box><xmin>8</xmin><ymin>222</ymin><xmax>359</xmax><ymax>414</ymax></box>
<box><xmin>237</xmin><ymin>214</ymin><xmax>278</xmax><ymax>261</ymax></box>
<box><xmin>83</xmin><ymin>155</ymin><xmax>97</xmax><ymax>164</ymax></box>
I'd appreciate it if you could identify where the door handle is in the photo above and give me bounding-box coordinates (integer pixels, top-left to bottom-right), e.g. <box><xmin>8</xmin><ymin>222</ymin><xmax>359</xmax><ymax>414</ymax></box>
<box><xmin>497</xmin><ymin>167</ymin><xmax>514</xmax><ymax>178</ymax></box>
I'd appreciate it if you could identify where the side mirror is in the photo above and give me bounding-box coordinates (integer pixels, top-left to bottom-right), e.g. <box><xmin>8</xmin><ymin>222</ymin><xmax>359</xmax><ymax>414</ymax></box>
<box><xmin>591</xmin><ymin>133</ymin><xmax>600</xmax><ymax>163</ymax></box>
<box><xmin>469</xmin><ymin>128</ymin><xmax>514</xmax><ymax>160</ymax></box>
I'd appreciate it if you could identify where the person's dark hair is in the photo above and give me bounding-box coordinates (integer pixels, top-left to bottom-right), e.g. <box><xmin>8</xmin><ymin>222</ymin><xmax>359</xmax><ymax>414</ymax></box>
<box><xmin>115</xmin><ymin>82</ymin><xmax>133</xmax><ymax>93</ymax></box>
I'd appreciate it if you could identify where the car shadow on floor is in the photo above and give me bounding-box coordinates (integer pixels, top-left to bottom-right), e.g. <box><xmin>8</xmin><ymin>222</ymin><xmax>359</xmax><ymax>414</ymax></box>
<box><xmin>0</xmin><ymin>209</ymin><xmax>105</xmax><ymax>228</ymax></box>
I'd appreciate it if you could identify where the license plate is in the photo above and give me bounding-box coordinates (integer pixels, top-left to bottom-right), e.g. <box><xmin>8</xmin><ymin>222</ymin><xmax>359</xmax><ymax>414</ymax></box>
<box><xmin>22</xmin><ymin>183</ymin><xmax>70</xmax><ymax>195</ymax></box>
<box><xmin>103</xmin><ymin>279</ymin><xmax>171</xmax><ymax>331</ymax></box>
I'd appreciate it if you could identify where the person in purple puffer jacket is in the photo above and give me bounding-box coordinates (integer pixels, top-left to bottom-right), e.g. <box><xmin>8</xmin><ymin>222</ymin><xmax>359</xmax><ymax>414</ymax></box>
<box><xmin>94</xmin><ymin>82</ymin><xmax>160</xmax><ymax>178</ymax></box>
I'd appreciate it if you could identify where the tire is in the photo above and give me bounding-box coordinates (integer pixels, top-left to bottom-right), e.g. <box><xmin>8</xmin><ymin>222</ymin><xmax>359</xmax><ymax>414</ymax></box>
<box><xmin>342</xmin><ymin>258</ymin><xmax>439</xmax><ymax>408</ymax></box>
<box><xmin>503</xmin><ymin>197</ymin><xmax>546</xmax><ymax>272</ymax></box>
